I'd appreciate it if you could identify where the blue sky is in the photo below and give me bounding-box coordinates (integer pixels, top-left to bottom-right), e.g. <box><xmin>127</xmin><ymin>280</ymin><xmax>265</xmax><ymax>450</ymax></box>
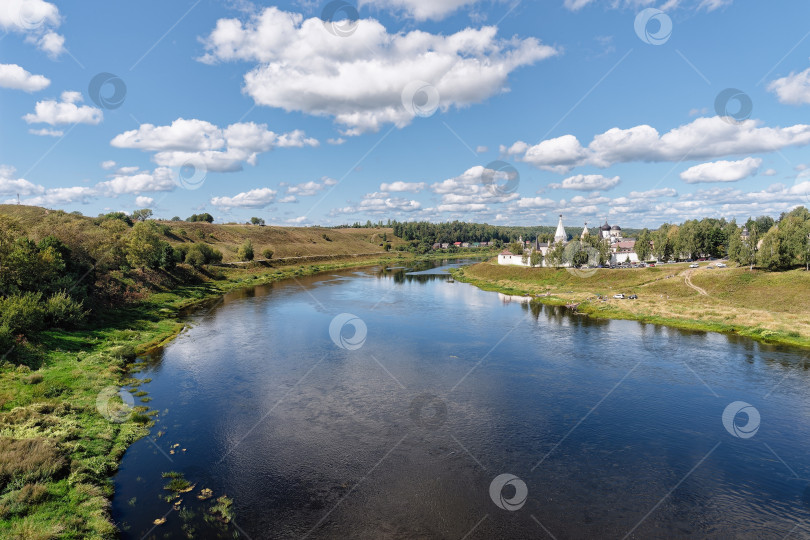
<box><xmin>2</xmin><ymin>0</ymin><xmax>810</xmax><ymax>228</ymax></box>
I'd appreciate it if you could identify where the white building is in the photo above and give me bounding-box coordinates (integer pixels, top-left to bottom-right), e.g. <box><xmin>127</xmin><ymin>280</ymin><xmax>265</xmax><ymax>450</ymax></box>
<box><xmin>498</xmin><ymin>215</ymin><xmax>568</xmax><ymax>267</ymax></box>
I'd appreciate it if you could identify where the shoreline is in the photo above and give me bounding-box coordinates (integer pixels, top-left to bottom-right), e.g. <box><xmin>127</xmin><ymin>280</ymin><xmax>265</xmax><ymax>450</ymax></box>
<box><xmin>450</xmin><ymin>261</ymin><xmax>810</xmax><ymax>351</ymax></box>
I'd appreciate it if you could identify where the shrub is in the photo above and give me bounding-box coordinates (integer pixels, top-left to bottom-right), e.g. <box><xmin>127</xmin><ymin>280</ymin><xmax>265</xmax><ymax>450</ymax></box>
<box><xmin>186</xmin><ymin>213</ymin><xmax>214</xmax><ymax>223</ymax></box>
<box><xmin>237</xmin><ymin>240</ymin><xmax>254</xmax><ymax>262</ymax></box>
<box><xmin>261</xmin><ymin>248</ymin><xmax>274</xmax><ymax>260</ymax></box>
<box><xmin>44</xmin><ymin>291</ymin><xmax>87</xmax><ymax>328</ymax></box>
<box><xmin>184</xmin><ymin>244</ymin><xmax>223</xmax><ymax>268</ymax></box>
<box><xmin>0</xmin><ymin>325</ymin><xmax>14</xmax><ymax>355</ymax></box>
<box><xmin>0</xmin><ymin>293</ymin><xmax>46</xmax><ymax>334</ymax></box>
<box><xmin>95</xmin><ymin>212</ymin><xmax>133</xmax><ymax>226</ymax></box>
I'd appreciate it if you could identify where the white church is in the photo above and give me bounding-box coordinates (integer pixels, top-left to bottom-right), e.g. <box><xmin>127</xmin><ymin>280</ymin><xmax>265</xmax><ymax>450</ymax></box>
<box><xmin>497</xmin><ymin>215</ymin><xmax>641</xmax><ymax>267</ymax></box>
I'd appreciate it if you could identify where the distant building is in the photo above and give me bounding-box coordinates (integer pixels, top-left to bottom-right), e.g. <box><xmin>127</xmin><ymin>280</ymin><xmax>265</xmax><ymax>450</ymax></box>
<box><xmin>498</xmin><ymin>214</ymin><xmax>566</xmax><ymax>267</ymax></box>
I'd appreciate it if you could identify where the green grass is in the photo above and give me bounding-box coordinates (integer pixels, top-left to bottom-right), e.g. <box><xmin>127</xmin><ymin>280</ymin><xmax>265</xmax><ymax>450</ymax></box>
<box><xmin>453</xmin><ymin>261</ymin><xmax>810</xmax><ymax>349</ymax></box>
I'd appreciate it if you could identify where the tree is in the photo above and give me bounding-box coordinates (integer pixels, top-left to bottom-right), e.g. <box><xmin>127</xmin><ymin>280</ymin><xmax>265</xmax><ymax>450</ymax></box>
<box><xmin>262</xmin><ymin>248</ymin><xmax>274</xmax><ymax>259</ymax></box>
<box><xmin>742</xmin><ymin>223</ymin><xmax>759</xmax><ymax>270</ymax></box>
<box><xmin>530</xmin><ymin>250</ymin><xmax>543</xmax><ymax>267</ymax></box>
<box><xmin>126</xmin><ymin>221</ymin><xmax>167</xmax><ymax>269</ymax></box>
<box><xmin>132</xmin><ymin>208</ymin><xmax>153</xmax><ymax>222</ymax></box>
<box><xmin>183</xmin><ymin>243</ymin><xmax>223</xmax><ymax>268</ymax></box>
<box><xmin>237</xmin><ymin>239</ymin><xmax>254</xmax><ymax>261</ymax></box>
<box><xmin>97</xmin><ymin>211</ymin><xmax>133</xmax><ymax>226</ymax></box>
<box><xmin>171</xmin><ymin>216</ymin><xmax>181</xmax><ymax>221</ymax></box>
<box><xmin>186</xmin><ymin>213</ymin><xmax>214</xmax><ymax>223</ymax></box>
<box><xmin>635</xmin><ymin>229</ymin><xmax>652</xmax><ymax>261</ymax></box>
<box><xmin>250</xmin><ymin>217</ymin><xmax>265</xmax><ymax>226</ymax></box>
<box><xmin>546</xmin><ymin>242</ymin><xmax>566</xmax><ymax>267</ymax></box>
<box><xmin>508</xmin><ymin>242</ymin><xmax>524</xmax><ymax>255</ymax></box>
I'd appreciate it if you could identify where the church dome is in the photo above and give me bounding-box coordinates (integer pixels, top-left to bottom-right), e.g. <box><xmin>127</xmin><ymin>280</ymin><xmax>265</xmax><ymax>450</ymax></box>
<box><xmin>600</xmin><ymin>221</ymin><xmax>611</xmax><ymax>231</ymax></box>
<box><xmin>611</xmin><ymin>225</ymin><xmax>621</xmax><ymax>231</ymax></box>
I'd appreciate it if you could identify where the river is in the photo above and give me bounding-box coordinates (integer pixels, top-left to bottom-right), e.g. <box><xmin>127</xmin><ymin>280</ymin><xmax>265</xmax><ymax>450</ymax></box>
<box><xmin>111</xmin><ymin>259</ymin><xmax>810</xmax><ymax>539</ymax></box>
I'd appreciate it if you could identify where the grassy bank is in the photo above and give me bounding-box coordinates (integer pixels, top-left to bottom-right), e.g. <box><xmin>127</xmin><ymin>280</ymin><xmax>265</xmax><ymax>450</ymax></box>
<box><xmin>0</xmin><ymin>251</ymin><xmax>493</xmax><ymax>539</ymax></box>
<box><xmin>452</xmin><ymin>260</ymin><xmax>810</xmax><ymax>349</ymax></box>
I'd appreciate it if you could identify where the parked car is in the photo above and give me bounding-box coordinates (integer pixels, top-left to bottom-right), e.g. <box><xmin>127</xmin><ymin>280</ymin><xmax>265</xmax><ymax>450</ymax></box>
<box><xmin>648</xmin><ymin>263</ymin><xmax>656</xmax><ymax>267</ymax></box>
<box><xmin>689</xmin><ymin>263</ymin><xmax>699</xmax><ymax>268</ymax></box>
<box><xmin>613</xmin><ymin>293</ymin><xmax>625</xmax><ymax>299</ymax></box>
<box><xmin>629</xmin><ymin>294</ymin><xmax>638</xmax><ymax>299</ymax></box>
<box><xmin>716</xmin><ymin>262</ymin><xmax>727</xmax><ymax>268</ymax></box>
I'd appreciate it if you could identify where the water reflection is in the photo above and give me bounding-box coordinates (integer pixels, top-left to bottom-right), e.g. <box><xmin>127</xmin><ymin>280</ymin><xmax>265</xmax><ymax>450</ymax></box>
<box><xmin>113</xmin><ymin>259</ymin><xmax>810</xmax><ymax>539</ymax></box>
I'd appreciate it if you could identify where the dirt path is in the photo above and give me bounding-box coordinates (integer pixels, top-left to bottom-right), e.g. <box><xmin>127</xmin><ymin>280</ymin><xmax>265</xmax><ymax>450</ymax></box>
<box><xmin>683</xmin><ymin>269</ymin><xmax>708</xmax><ymax>296</ymax></box>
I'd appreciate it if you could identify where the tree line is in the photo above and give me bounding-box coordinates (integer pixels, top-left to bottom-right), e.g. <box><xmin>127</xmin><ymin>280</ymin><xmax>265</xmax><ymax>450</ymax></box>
<box><xmin>631</xmin><ymin>207</ymin><xmax>810</xmax><ymax>270</ymax></box>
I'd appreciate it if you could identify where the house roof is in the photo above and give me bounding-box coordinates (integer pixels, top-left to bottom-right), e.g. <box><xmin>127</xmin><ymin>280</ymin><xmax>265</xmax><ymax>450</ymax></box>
<box><xmin>500</xmin><ymin>249</ymin><xmax>515</xmax><ymax>255</ymax></box>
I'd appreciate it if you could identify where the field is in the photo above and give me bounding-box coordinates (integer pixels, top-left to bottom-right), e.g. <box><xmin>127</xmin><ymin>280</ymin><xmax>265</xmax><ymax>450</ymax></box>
<box><xmin>0</xmin><ymin>204</ymin><xmax>404</xmax><ymax>263</ymax></box>
<box><xmin>453</xmin><ymin>260</ymin><xmax>810</xmax><ymax>349</ymax></box>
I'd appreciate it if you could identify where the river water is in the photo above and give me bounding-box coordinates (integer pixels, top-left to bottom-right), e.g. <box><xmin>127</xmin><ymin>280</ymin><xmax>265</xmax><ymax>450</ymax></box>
<box><xmin>111</xmin><ymin>259</ymin><xmax>810</xmax><ymax>539</ymax></box>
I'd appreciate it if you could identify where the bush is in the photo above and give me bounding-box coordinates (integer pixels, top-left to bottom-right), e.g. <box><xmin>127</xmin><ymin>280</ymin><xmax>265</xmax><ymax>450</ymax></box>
<box><xmin>44</xmin><ymin>291</ymin><xmax>87</xmax><ymax>328</ymax></box>
<box><xmin>0</xmin><ymin>325</ymin><xmax>14</xmax><ymax>355</ymax></box>
<box><xmin>237</xmin><ymin>240</ymin><xmax>254</xmax><ymax>262</ymax></box>
<box><xmin>261</xmin><ymin>248</ymin><xmax>274</xmax><ymax>259</ymax></box>
<box><xmin>186</xmin><ymin>213</ymin><xmax>214</xmax><ymax>223</ymax></box>
<box><xmin>95</xmin><ymin>212</ymin><xmax>133</xmax><ymax>227</ymax></box>
<box><xmin>184</xmin><ymin>244</ymin><xmax>223</xmax><ymax>268</ymax></box>
<box><xmin>0</xmin><ymin>293</ymin><xmax>46</xmax><ymax>334</ymax></box>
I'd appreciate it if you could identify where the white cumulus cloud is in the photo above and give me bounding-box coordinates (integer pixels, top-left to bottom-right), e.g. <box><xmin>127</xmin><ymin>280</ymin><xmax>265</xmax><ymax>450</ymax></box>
<box><xmin>199</xmin><ymin>7</ymin><xmax>558</xmax><ymax>135</ymax></box>
<box><xmin>0</xmin><ymin>165</ymin><xmax>45</xmax><ymax>195</ymax></box>
<box><xmin>211</xmin><ymin>187</ymin><xmax>278</xmax><ymax>209</ymax></box>
<box><xmin>0</xmin><ymin>0</ymin><xmax>66</xmax><ymax>57</ymax></box>
<box><xmin>23</xmin><ymin>91</ymin><xmax>103</xmax><ymax>125</ymax></box>
<box><xmin>768</xmin><ymin>67</ymin><xmax>810</xmax><ymax>106</ymax></box>
<box><xmin>111</xmin><ymin>118</ymin><xmax>318</xmax><ymax>173</ymax></box>
<box><xmin>379</xmin><ymin>181</ymin><xmax>426</xmax><ymax>192</ymax></box>
<box><xmin>0</xmin><ymin>63</ymin><xmax>50</xmax><ymax>92</ymax></box>
<box><xmin>508</xmin><ymin>117</ymin><xmax>810</xmax><ymax>173</ymax></box>
<box><xmin>549</xmin><ymin>174</ymin><xmax>620</xmax><ymax>191</ymax></box>
<box><xmin>680</xmin><ymin>157</ymin><xmax>762</xmax><ymax>183</ymax></box>
<box><xmin>96</xmin><ymin>168</ymin><xmax>177</xmax><ymax>195</ymax></box>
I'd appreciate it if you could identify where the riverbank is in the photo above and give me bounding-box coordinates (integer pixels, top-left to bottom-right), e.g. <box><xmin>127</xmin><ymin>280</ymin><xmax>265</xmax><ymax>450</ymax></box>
<box><xmin>0</xmin><ymin>252</ymin><xmax>492</xmax><ymax>539</ymax></box>
<box><xmin>452</xmin><ymin>260</ymin><xmax>810</xmax><ymax>350</ymax></box>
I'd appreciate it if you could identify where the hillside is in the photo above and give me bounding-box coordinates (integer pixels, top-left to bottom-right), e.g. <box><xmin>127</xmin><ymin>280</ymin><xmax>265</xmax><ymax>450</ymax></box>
<box><xmin>454</xmin><ymin>261</ymin><xmax>810</xmax><ymax>348</ymax></box>
<box><xmin>0</xmin><ymin>205</ymin><xmax>403</xmax><ymax>263</ymax></box>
